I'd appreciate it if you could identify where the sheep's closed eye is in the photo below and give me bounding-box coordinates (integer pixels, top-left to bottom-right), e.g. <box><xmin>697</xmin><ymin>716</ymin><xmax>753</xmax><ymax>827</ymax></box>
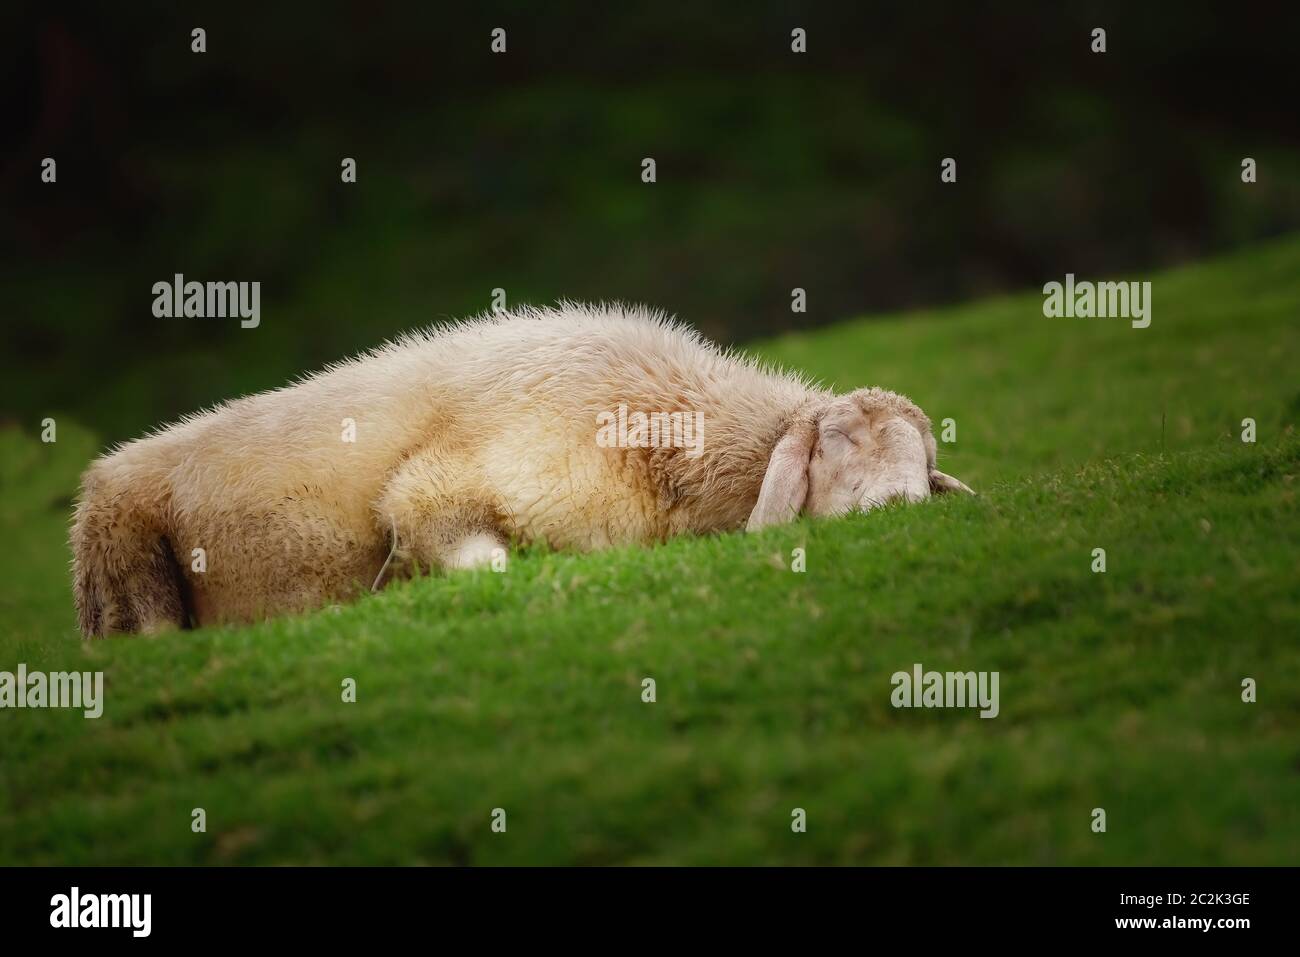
<box><xmin>823</xmin><ymin>426</ymin><xmax>859</xmax><ymax>447</ymax></box>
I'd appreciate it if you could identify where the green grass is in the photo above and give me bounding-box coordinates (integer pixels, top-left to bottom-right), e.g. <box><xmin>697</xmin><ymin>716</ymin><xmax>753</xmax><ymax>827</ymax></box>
<box><xmin>2</xmin><ymin>237</ymin><xmax>1298</xmax><ymax>865</ymax></box>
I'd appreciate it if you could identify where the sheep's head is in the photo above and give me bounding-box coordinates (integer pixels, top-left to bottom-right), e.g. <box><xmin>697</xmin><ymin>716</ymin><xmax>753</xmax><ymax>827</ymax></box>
<box><xmin>746</xmin><ymin>388</ymin><xmax>974</xmax><ymax>531</ymax></box>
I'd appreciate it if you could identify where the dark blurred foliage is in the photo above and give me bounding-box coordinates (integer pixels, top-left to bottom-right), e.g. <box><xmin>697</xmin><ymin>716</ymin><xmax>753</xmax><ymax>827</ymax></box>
<box><xmin>2</xmin><ymin>1</ymin><xmax>1298</xmax><ymax>440</ymax></box>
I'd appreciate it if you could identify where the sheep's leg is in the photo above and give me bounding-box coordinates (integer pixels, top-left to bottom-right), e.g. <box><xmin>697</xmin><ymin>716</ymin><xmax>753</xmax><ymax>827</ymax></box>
<box><xmin>440</xmin><ymin>530</ymin><xmax>507</xmax><ymax>570</ymax></box>
<box><xmin>375</xmin><ymin>495</ymin><xmax>509</xmax><ymax>582</ymax></box>
<box><xmin>372</xmin><ymin>448</ymin><xmax>508</xmax><ymax>585</ymax></box>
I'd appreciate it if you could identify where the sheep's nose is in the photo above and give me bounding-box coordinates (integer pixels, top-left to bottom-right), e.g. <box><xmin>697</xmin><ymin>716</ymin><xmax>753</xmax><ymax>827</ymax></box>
<box><xmin>885</xmin><ymin>487</ymin><xmax>929</xmax><ymax>506</ymax></box>
<box><xmin>859</xmin><ymin>482</ymin><xmax>928</xmax><ymax>511</ymax></box>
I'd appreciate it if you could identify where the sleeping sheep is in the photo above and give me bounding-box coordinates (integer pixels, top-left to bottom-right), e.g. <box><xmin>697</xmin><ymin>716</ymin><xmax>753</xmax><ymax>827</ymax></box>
<box><xmin>71</xmin><ymin>303</ymin><xmax>973</xmax><ymax>636</ymax></box>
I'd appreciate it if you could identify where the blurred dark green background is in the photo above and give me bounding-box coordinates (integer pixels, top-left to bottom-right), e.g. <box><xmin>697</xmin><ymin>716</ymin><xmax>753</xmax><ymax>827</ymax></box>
<box><xmin>3</xmin><ymin>2</ymin><xmax>1298</xmax><ymax>443</ymax></box>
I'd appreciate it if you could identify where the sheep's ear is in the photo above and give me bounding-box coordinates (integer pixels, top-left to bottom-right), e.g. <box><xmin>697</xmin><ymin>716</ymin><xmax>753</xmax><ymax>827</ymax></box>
<box><xmin>747</xmin><ymin>421</ymin><xmax>816</xmax><ymax>531</ymax></box>
<box><xmin>929</xmin><ymin>469</ymin><xmax>975</xmax><ymax>495</ymax></box>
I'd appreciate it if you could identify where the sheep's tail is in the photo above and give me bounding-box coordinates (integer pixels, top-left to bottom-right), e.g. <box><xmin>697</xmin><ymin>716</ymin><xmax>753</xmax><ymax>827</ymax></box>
<box><xmin>71</xmin><ymin>473</ymin><xmax>189</xmax><ymax>638</ymax></box>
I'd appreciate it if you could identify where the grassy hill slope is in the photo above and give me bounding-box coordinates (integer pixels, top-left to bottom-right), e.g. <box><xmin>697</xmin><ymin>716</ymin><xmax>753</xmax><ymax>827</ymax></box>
<box><xmin>1</xmin><ymin>237</ymin><xmax>1297</xmax><ymax>864</ymax></box>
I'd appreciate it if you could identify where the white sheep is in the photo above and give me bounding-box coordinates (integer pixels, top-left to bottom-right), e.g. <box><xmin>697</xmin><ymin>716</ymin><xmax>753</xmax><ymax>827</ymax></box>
<box><xmin>71</xmin><ymin>303</ymin><xmax>972</xmax><ymax>635</ymax></box>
